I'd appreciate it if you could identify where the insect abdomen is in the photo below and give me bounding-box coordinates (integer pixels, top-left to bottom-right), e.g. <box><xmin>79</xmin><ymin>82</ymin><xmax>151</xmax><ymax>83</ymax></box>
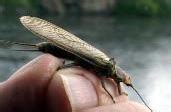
<box><xmin>37</xmin><ymin>42</ymin><xmax>113</xmax><ymax>76</ymax></box>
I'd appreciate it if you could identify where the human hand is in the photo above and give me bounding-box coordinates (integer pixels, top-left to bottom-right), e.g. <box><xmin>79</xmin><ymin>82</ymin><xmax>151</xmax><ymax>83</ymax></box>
<box><xmin>0</xmin><ymin>54</ymin><xmax>150</xmax><ymax>112</ymax></box>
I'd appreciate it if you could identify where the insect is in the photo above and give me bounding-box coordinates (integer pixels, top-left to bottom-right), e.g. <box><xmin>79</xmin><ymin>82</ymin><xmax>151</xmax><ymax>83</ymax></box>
<box><xmin>1</xmin><ymin>16</ymin><xmax>152</xmax><ymax>111</ymax></box>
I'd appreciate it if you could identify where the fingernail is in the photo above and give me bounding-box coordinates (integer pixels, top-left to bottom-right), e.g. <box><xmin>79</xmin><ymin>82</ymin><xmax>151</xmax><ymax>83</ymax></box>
<box><xmin>60</xmin><ymin>74</ymin><xmax>98</xmax><ymax>110</ymax></box>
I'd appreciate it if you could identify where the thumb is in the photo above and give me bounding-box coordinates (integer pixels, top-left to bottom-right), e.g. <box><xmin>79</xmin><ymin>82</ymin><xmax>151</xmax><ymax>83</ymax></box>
<box><xmin>46</xmin><ymin>67</ymin><xmax>99</xmax><ymax>112</ymax></box>
<box><xmin>46</xmin><ymin>67</ymin><xmax>121</xmax><ymax>112</ymax></box>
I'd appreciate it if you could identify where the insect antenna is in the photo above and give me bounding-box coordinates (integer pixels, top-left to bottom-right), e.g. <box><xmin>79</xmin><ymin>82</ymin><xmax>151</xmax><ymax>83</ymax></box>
<box><xmin>129</xmin><ymin>84</ymin><xmax>152</xmax><ymax>112</ymax></box>
<box><xmin>10</xmin><ymin>49</ymin><xmax>39</xmax><ymax>52</ymax></box>
<box><xmin>0</xmin><ymin>40</ymin><xmax>38</xmax><ymax>47</ymax></box>
<box><xmin>0</xmin><ymin>40</ymin><xmax>40</xmax><ymax>52</ymax></box>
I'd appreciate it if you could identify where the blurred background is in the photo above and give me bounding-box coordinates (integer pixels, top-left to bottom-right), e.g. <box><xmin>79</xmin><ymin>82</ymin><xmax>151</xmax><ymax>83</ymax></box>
<box><xmin>0</xmin><ymin>0</ymin><xmax>171</xmax><ymax>111</ymax></box>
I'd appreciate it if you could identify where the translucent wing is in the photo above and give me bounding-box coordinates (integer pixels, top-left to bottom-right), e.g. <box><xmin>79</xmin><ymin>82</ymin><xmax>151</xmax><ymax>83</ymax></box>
<box><xmin>20</xmin><ymin>16</ymin><xmax>111</xmax><ymax>68</ymax></box>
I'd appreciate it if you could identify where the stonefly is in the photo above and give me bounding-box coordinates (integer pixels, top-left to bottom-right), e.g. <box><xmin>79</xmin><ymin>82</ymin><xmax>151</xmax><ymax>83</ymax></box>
<box><xmin>0</xmin><ymin>16</ymin><xmax>152</xmax><ymax>111</ymax></box>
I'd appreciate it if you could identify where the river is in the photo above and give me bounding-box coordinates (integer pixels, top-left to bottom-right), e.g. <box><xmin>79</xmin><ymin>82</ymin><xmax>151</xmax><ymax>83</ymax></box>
<box><xmin>0</xmin><ymin>15</ymin><xmax>170</xmax><ymax>112</ymax></box>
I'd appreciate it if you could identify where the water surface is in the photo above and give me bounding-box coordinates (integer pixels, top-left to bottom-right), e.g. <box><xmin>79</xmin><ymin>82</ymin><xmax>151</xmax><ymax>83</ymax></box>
<box><xmin>0</xmin><ymin>16</ymin><xmax>171</xmax><ymax>112</ymax></box>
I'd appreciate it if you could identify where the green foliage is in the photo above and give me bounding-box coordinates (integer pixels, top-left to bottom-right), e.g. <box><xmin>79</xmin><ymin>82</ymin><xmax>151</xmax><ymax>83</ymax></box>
<box><xmin>0</xmin><ymin>0</ymin><xmax>43</xmax><ymax>14</ymax></box>
<box><xmin>0</xmin><ymin>0</ymin><xmax>31</xmax><ymax>8</ymax></box>
<box><xmin>114</xmin><ymin>0</ymin><xmax>170</xmax><ymax>16</ymax></box>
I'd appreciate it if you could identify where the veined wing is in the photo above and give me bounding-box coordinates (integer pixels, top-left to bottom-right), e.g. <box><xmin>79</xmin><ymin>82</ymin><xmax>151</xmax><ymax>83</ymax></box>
<box><xmin>20</xmin><ymin>16</ymin><xmax>111</xmax><ymax>68</ymax></box>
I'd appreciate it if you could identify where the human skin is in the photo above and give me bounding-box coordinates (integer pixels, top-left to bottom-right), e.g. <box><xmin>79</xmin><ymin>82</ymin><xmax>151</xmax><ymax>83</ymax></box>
<box><xmin>0</xmin><ymin>54</ymin><xmax>150</xmax><ymax>112</ymax></box>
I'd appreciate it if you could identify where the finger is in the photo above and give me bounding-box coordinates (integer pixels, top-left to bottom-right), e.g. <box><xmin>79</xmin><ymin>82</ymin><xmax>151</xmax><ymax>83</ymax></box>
<box><xmin>6</xmin><ymin>54</ymin><xmax>63</xmax><ymax>82</ymax></box>
<box><xmin>80</xmin><ymin>101</ymin><xmax>151</xmax><ymax>112</ymax></box>
<box><xmin>0</xmin><ymin>54</ymin><xmax>64</xmax><ymax>112</ymax></box>
<box><xmin>47</xmin><ymin>67</ymin><xmax>98</xmax><ymax>112</ymax></box>
<box><xmin>57</xmin><ymin>67</ymin><xmax>127</xmax><ymax>104</ymax></box>
<box><xmin>46</xmin><ymin>67</ymin><xmax>128</xmax><ymax>112</ymax></box>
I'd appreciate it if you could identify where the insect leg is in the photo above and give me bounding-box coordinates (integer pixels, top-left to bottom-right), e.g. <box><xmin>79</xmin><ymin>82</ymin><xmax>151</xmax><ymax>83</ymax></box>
<box><xmin>109</xmin><ymin>57</ymin><xmax>116</xmax><ymax>65</ymax></box>
<box><xmin>60</xmin><ymin>62</ymin><xmax>79</xmax><ymax>69</ymax></box>
<box><xmin>116</xmin><ymin>82</ymin><xmax>122</xmax><ymax>95</ymax></box>
<box><xmin>101</xmin><ymin>78</ymin><xmax>115</xmax><ymax>103</ymax></box>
